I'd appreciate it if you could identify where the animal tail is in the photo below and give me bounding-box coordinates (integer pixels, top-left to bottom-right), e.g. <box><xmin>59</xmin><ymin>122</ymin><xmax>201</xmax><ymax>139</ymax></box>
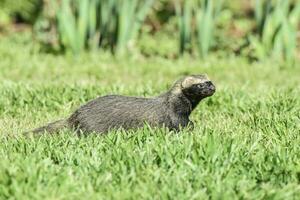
<box><xmin>24</xmin><ymin>119</ymin><xmax>69</xmax><ymax>134</ymax></box>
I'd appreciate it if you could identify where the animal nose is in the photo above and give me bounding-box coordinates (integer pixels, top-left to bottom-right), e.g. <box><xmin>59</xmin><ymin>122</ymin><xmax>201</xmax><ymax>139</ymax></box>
<box><xmin>206</xmin><ymin>81</ymin><xmax>215</xmax><ymax>91</ymax></box>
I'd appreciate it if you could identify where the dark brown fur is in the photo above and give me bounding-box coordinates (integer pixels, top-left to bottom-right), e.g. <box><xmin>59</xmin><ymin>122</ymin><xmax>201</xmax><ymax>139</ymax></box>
<box><xmin>27</xmin><ymin>75</ymin><xmax>215</xmax><ymax>134</ymax></box>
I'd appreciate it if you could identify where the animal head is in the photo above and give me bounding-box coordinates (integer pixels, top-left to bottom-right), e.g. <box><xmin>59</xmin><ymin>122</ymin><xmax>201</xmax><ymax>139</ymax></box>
<box><xmin>172</xmin><ymin>74</ymin><xmax>216</xmax><ymax>99</ymax></box>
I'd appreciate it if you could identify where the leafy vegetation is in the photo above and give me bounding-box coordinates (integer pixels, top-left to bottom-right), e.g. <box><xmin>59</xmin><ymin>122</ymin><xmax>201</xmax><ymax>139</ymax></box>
<box><xmin>2</xmin><ymin>0</ymin><xmax>298</xmax><ymax>61</ymax></box>
<box><xmin>0</xmin><ymin>0</ymin><xmax>41</xmax><ymax>24</ymax></box>
<box><xmin>175</xmin><ymin>0</ymin><xmax>223</xmax><ymax>56</ymax></box>
<box><xmin>40</xmin><ymin>0</ymin><xmax>154</xmax><ymax>54</ymax></box>
<box><xmin>0</xmin><ymin>0</ymin><xmax>299</xmax><ymax>197</ymax></box>
<box><xmin>0</xmin><ymin>33</ymin><xmax>300</xmax><ymax>199</ymax></box>
<box><xmin>251</xmin><ymin>0</ymin><xmax>300</xmax><ymax>62</ymax></box>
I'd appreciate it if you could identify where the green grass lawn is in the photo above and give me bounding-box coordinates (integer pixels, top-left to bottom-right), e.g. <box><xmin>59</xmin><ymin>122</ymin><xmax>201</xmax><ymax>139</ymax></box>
<box><xmin>0</xmin><ymin>33</ymin><xmax>300</xmax><ymax>199</ymax></box>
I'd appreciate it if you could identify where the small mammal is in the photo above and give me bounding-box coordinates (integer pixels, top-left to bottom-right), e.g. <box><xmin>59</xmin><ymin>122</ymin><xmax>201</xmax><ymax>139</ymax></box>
<box><xmin>28</xmin><ymin>75</ymin><xmax>215</xmax><ymax>134</ymax></box>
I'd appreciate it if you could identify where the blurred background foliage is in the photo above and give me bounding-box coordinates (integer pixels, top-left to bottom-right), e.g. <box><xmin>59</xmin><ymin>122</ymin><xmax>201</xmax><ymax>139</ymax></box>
<box><xmin>0</xmin><ymin>0</ymin><xmax>299</xmax><ymax>62</ymax></box>
<box><xmin>0</xmin><ymin>0</ymin><xmax>42</xmax><ymax>24</ymax></box>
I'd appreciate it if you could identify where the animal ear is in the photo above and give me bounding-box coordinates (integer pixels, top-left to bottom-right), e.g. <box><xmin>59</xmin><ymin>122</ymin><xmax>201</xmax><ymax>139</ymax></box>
<box><xmin>181</xmin><ymin>76</ymin><xmax>196</xmax><ymax>88</ymax></box>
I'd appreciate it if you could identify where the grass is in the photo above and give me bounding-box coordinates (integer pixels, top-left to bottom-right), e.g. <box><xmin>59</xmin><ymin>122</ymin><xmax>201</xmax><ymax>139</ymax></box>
<box><xmin>0</xmin><ymin>33</ymin><xmax>300</xmax><ymax>199</ymax></box>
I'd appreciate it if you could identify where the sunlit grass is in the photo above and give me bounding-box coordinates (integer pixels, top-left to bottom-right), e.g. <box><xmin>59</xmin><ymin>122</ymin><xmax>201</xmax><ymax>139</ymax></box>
<box><xmin>0</xmin><ymin>34</ymin><xmax>300</xmax><ymax>199</ymax></box>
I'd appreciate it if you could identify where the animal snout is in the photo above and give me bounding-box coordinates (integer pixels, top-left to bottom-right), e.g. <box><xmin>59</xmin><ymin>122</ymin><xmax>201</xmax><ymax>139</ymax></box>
<box><xmin>205</xmin><ymin>81</ymin><xmax>216</xmax><ymax>92</ymax></box>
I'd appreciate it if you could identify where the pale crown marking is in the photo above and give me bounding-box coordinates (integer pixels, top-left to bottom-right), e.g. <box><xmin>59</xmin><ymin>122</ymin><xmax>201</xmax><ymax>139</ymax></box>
<box><xmin>181</xmin><ymin>75</ymin><xmax>210</xmax><ymax>89</ymax></box>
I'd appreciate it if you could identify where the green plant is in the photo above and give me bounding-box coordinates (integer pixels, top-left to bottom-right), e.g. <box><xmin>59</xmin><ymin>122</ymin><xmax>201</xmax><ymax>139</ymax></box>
<box><xmin>175</xmin><ymin>0</ymin><xmax>223</xmax><ymax>57</ymax></box>
<box><xmin>196</xmin><ymin>0</ymin><xmax>223</xmax><ymax>57</ymax></box>
<box><xmin>56</xmin><ymin>0</ymin><xmax>89</xmax><ymax>54</ymax></box>
<box><xmin>175</xmin><ymin>1</ymin><xmax>193</xmax><ymax>54</ymax></box>
<box><xmin>0</xmin><ymin>0</ymin><xmax>41</xmax><ymax>23</ymax></box>
<box><xmin>251</xmin><ymin>0</ymin><xmax>300</xmax><ymax>62</ymax></box>
<box><xmin>43</xmin><ymin>0</ymin><xmax>154</xmax><ymax>54</ymax></box>
<box><xmin>1</xmin><ymin>33</ymin><xmax>300</xmax><ymax>199</ymax></box>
